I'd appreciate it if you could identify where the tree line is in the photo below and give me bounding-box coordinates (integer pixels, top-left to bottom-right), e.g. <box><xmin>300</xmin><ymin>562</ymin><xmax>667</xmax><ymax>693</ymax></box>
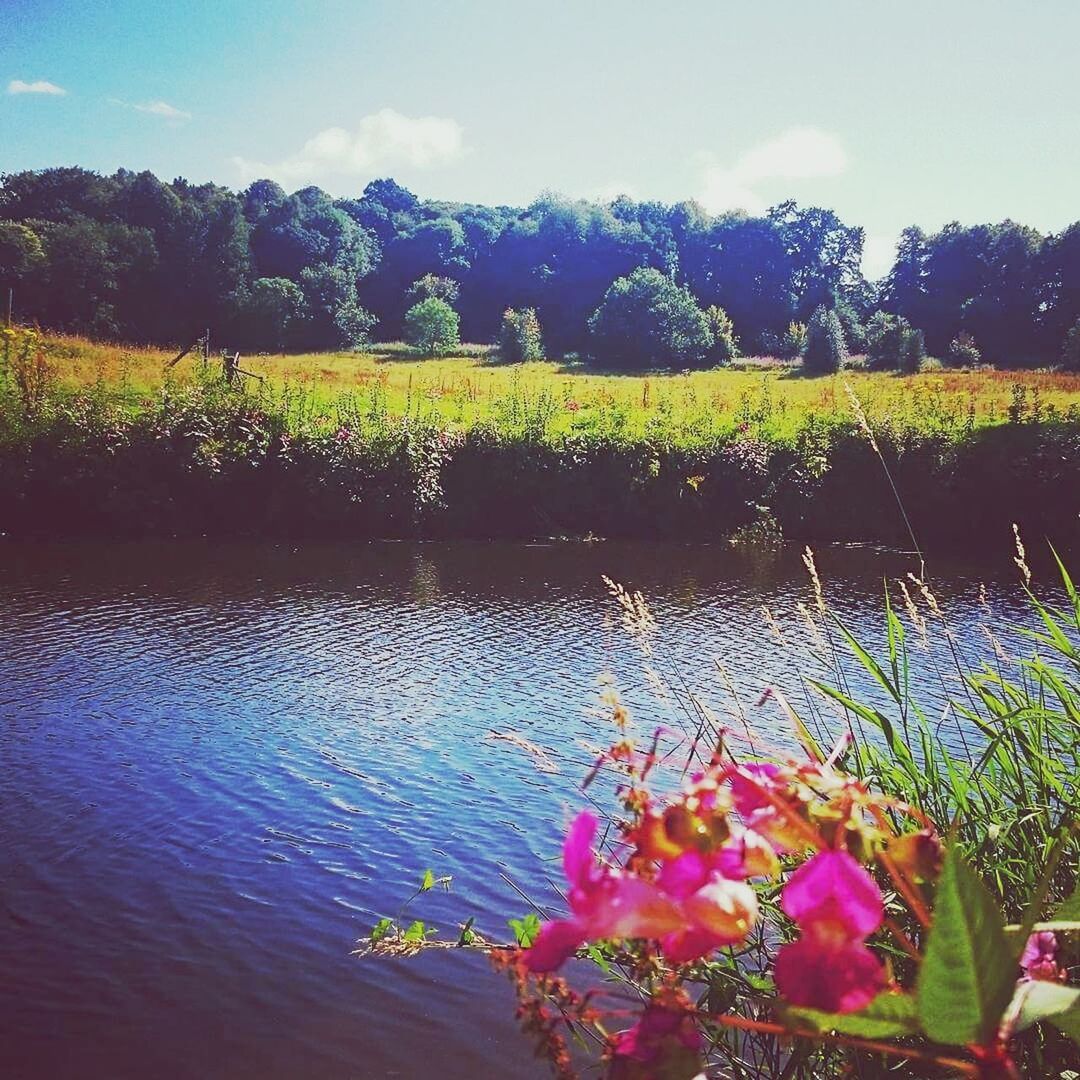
<box><xmin>1</xmin><ymin>165</ymin><xmax>1078</xmax><ymax>369</ymax></box>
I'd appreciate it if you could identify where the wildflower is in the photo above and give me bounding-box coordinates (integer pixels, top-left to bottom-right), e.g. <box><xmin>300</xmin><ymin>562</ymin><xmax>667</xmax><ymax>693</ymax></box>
<box><xmin>524</xmin><ymin>813</ymin><xmax>683</xmax><ymax>971</ymax></box>
<box><xmin>609</xmin><ymin>1001</ymin><xmax>703</xmax><ymax>1080</ymax></box>
<box><xmin>524</xmin><ymin>812</ymin><xmax>758</xmax><ymax>972</ymax></box>
<box><xmin>1021</xmin><ymin>931</ymin><xmax>1065</xmax><ymax>983</ymax></box>
<box><xmin>774</xmin><ymin>850</ymin><xmax>886</xmax><ymax>1013</ymax></box>
<box><xmin>566</xmin><ymin>400</ymin><xmax>581</xmax><ymax>412</ymax></box>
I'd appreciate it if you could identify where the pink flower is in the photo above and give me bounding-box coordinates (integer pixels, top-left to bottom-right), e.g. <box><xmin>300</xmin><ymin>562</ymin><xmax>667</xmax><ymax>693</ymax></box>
<box><xmin>774</xmin><ymin>850</ymin><xmax>886</xmax><ymax>1014</ymax></box>
<box><xmin>566</xmin><ymin>400</ymin><xmax>581</xmax><ymax>412</ymax></box>
<box><xmin>610</xmin><ymin>1004</ymin><xmax>702</xmax><ymax>1080</ymax></box>
<box><xmin>775</xmin><ymin>936</ymin><xmax>886</xmax><ymax>1013</ymax></box>
<box><xmin>780</xmin><ymin>850</ymin><xmax>883</xmax><ymax>939</ymax></box>
<box><xmin>524</xmin><ymin>813</ymin><xmax>683</xmax><ymax>972</ymax></box>
<box><xmin>523</xmin><ymin>812</ymin><xmax>757</xmax><ymax>972</ymax></box>
<box><xmin>1021</xmin><ymin>931</ymin><xmax>1065</xmax><ymax>983</ymax></box>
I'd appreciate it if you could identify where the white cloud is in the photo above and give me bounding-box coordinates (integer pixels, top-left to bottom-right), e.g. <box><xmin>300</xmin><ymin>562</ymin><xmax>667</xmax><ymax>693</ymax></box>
<box><xmin>698</xmin><ymin>127</ymin><xmax>849</xmax><ymax>215</ymax></box>
<box><xmin>133</xmin><ymin>100</ymin><xmax>191</xmax><ymax>120</ymax></box>
<box><xmin>231</xmin><ymin>107</ymin><xmax>466</xmax><ymax>189</ymax></box>
<box><xmin>8</xmin><ymin>79</ymin><xmax>67</xmax><ymax>96</ymax></box>
<box><xmin>109</xmin><ymin>98</ymin><xmax>191</xmax><ymax>120</ymax></box>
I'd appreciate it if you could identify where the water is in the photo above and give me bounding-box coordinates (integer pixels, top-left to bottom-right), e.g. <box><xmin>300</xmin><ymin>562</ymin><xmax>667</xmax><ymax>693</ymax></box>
<box><xmin>0</xmin><ymin>540</ymin><xmax>1034</xmax><ymax>1079</ymax></box>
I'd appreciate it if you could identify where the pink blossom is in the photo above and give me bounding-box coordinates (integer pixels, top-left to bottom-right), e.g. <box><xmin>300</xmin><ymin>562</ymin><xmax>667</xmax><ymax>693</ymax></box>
<box><xmin>780</xmin><ymin>850</ymin><xmax>883</xmax><ymax>939</ymax></box>
<box><xmin>610</xmin><ymin>1003</ymin><xmax>702</xmax><ymax>1080</ymax></box>
<box><xmin>775</xmin><ymin>936</ymin><xmax>886</xmax><ymax>1013</ymax></box>
<box><xmin>523</xmin><ymin>812</ymin><xmax>757</xmax><ymax>972</ymax></box>
<box><xmin>774</xmin><ymin>850</ymin><xmax>886</xmax><ymax>1013</ymax></box>
<box><xmin>1021</xmin><ymin>931</ymin><xmax>1065</xmax><ymax>983</ymax></box>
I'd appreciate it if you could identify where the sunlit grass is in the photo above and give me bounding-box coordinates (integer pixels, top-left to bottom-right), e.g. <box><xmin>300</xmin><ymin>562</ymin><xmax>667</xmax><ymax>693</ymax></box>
<box><xmin>42</xmin><ymin>332</ymin><xmax>1080</xmax><ymax>442</ymax></box>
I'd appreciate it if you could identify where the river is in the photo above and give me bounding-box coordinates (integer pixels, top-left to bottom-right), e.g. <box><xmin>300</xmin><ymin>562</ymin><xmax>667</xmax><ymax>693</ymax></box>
<box><xmin>0</xmin><ymin>539</ymin><xmax>1036</xmax><ymax>1078</ymax></box>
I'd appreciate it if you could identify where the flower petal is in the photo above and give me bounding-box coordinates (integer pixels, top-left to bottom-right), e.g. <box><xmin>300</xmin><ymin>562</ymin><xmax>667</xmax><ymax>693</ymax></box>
<box><xmin>780</xmin><ymin>850</ymin><xmax>883</xmax><ymax>939</ymax></box>
<box><xmin>775</xmin><ymin>936</ymin><xmax>886</xmax><ymax>1013</ymax></box>
<box><xmin>522</xmin><ymin>919</ymin><xmax>586</xmax><ymax>972</ymax></box>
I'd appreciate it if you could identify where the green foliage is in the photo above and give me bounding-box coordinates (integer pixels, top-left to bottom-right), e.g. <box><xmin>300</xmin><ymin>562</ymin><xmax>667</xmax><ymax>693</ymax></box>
<box><xmin>242</xmin><ymin>277</ymin><xmax>303</xmax><ymax>351</ymax></box>
<box><xmin>866</xmin><ymin>311</ymin><xmax>926</xmax><ymax>372</ymax></box>
<box><xmin>407</xmin><ymin>274</ymin><xmax>460</xmax><ymax>305</ymax></box>
<box><xmin>404</xmin><ymin>297</ymin><xmax>460</xmax><ymax>355</ymax></box>
<box><xmin>916</xmin><ymin>847</ymin><xmax>1017</xmax><ymax>1045</ymax></box>
<box><xmin>802</xmin><ymin>306</ymin><xmax>847</xmax><ymax>374</ymax></box>
<box><xmin>587</xmin><ymin>267</ymin><xmax>713</xmax><ymax>369</ymax></box>
<box><xmin>948</xmin><ymin>330</ymin><xmax>982</xmax><ymax>367</ymax></box>
<box><xmin>498</xmin><ymin>307</ymin><xmax>544</xmax><ymax>362</ymax></box>
<box><xmin>703</xmin><ymin>304</ymin><xmax>739</xmax><ymax>365</ymax></box>
<box><xmin>782</xmin><ymin>993</ymin><xmax>921</xmax><ymax>1039</ymax></box>
<box><xmin>781</xmin><ymin>321</ymin><xmax>808</xmax><ymax>359</ymax></box>
<box><xmin>508</xmin><ymin>913</ymin><xmax>541</xmax><ymax>947</ymax></box>
<box><xmin>1062</xmin><ymin>317</ymin><xmax>1080</xmax><ymax>372</ymax></box>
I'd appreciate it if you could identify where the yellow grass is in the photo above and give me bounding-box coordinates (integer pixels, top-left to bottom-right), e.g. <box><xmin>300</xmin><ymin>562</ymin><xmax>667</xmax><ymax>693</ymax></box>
<box><xmin>41</xmin><ymin>333</ymin><xmax>1080</xmax><ymax>437</ymax></box>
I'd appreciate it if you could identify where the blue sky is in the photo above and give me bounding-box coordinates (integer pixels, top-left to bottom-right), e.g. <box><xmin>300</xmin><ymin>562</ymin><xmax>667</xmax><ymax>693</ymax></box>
<box><xmin>2</xmin><ymin>0</ymin><xmax>1078</xmax><ymax>276</ymax></box>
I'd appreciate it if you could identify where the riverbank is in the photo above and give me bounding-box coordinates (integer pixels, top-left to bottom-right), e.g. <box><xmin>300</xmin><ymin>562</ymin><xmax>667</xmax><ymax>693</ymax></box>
<box><xmin>2</xmin><ymin>330</ymin><xmax>1079</xmax><ymax>549</ymax></box>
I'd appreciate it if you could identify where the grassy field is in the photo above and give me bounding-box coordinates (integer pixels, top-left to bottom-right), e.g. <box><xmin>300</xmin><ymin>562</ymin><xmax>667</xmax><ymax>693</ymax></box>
<box><xmin>43</xmin><ymin>333</ymin><xmax>1080</xmax><ymax>441</ymax></box>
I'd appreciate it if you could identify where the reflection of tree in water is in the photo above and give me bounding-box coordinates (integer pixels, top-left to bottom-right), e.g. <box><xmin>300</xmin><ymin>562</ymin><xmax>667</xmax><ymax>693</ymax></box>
<box><xmin>410</xmin><ymin>552</ymin><xmax>441</xmax><ymax>608</ymax></box>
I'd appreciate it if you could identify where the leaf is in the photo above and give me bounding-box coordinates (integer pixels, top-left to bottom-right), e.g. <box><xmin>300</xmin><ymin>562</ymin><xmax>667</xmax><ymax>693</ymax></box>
<box><xmin>420</xmin><ymin>868</ymin><xmax>435</xmax><ymax>891</ymax></box>
<box><xmin>1012</xmin><ymin>979</ymin><xmax>1080</xmax><ymax>1038</ymax></box>
<box><xmin>370</xmin><ymin>916</ymin><xmax>393</xmax><ymax>943</ymax></box>
<box><xmin>1055</xmin><ymin>885</ymin><xmax>1080</xmax><ymax>922</ymax></box>
<box><xmin>585</xmin><ymin>943</ymin><xmax>612</xmax><ymax>974</ymax></box>
<box><xmin>508</xmin><ymin>913</ymin><xmax>541</xmax><ymax>948</ymax></box>
<box><xmin>916</xmin><ymin>846</ymin><xmax>1017</xmax><ymax>1046</ymax></box>
<box><xmin>457</xmin><ymin>917</ymin><xmax>476</xmax><ymax>946</ymax></box>
<box><xmin>783</xmin><ymin>993</ymin><xmax>921</xmax><ymax>1040</ymax></box>
<box><xmin>403</xmin><ymin>919</ymin><xmax>427</xmax><ymax>943</ymax></box>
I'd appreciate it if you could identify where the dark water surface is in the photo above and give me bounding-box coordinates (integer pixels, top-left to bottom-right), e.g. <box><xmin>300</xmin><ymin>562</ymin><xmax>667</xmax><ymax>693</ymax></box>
<box><xmin>0</xmin><ymin>540</ymin><xmax>1034</xmax><ymax>1079</ymax></box>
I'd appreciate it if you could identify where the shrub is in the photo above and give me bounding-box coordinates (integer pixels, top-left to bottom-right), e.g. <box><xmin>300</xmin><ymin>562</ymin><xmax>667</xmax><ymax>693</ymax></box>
<box><xmin>587</xmin><ymin>267</ymin><xmax>713</xmax><ymax>370</ymax></box>
<box><xmin>898</xmin><ymin>326</ymin><xmax>926</xmax><ymax>373</ymax></box>
<box><xmin>1062</xmin><ymin>318</ymin><xmax>1080</xmax><ymax>372</ymax></box>
<box><xmin>781</xmin><ymin>321</ymin><xmax>808</xmax><ymax>359</ymax></box>
<box><xmin>498</xmin><ymin>307</ymin><xmax>544</xmax><ymax>363</ymax></box>
<box><xmin>703</xmin><ymin>305</ymin><xmax>740</xmax><ymax>365</ymax></box>
<box><xmin>835</xmin><ymin>300</ymin><xmax>867</xmax><ymax>353</ymax></box>
<box><xmin>802</xmin><ymin>305</ymin><xmax>847</xmax><ymax>374</ymax></box>
<box><xmin>947</xmin><ymin>330</ymin><xmax>981</xmax><ymax>367</ymax></box>
<box><xmin>404</xmin><ymin>297</ymin><xmax>460</xmax><ymax>355</ymax></box>
<box><xmin>241</xmin><ymin>277</ymin><xmax>304</xmax><ymax>351</ymax></box>
<box><xmin>866</xmin><ymin>311</ymin><xmax>926</xmax><ymax>373</ymax></box>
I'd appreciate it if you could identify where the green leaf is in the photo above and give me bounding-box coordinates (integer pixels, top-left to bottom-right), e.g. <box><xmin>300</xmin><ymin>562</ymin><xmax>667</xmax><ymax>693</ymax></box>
<box><xmin>508</xmin><ymin>913</ymin><xmax>541</xmax><ymax>948</ymax></box>
<box><xmin>916</xmin><ymin>846</ymin><xmax>1017</xmax><ymax>1045</ymax></box>
<box><xmin>370</xmin><ymin>916</ymin><xmax>393</xmax><ymax>943</ymax></box>
<box><xmin>1013</xmin><ymin>979</ymin><xmax>1080</xmax><ymax>1039</ymax></box>
<box><xmin>403</xmin><ymin>919</ymin><xmax>428</xmax><ymax>943</ymax></box>
<box><xmin>1054</xmin><ymin>885</ymin><xmax>1080</xmax><ymax>922</ymax></box>
<box><xmin>783</xmin><ymin>992</ymin><xmax>921</xmax><ymax>1039</ymax></box>
<box><xmin>585</xmin><ymin>943</ymin><xmax>612</xmax><ymax>974</ymax></box>
<box><xmin>457</xmin><ymin>917</ymin><xmax>476</xmax><ymax>946</ymax></box>
<box><xmin>420</xmin><ymin>868</ymin><xmax>435</xmax><ymax>891</ymax></box>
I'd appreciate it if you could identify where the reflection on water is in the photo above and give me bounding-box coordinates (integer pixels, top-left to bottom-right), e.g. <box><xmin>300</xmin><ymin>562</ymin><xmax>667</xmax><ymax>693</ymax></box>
<box><xmin>0</xmin><ymin>540</ymin><xmax>1032</xmax><ymax>1078</ymax></box>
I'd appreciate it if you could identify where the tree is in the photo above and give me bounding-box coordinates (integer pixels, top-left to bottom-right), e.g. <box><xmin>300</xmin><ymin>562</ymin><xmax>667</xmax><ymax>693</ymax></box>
<box><xmin>407</xmin><ymin>274</ymin><xmax>460</xmax><ymax>305</ymax></box>
<box><xmin>703</xmin><ymin>305</ymin><xmax>739</xmax><ymax>364</ymax></box>
<box><xmin>587</xmin><ymin>267</ymin><xmax>713</xmax><ymax>369</ymax></box>
<box><xmin>803</xmin><ymin>305</ymin><xmax>847</xmax><ymax>374</ymax></box>
<box><xmin>404</xmin><ymin>297</ymin><xmax>460</xmax><ymax>355</ymax></box>
<box><xmin>866</xmin><ymin>310</ymin><xmax>926</xmax><ymax>371</ymax></box>
<box><xmin>296</xmin><ymin>264</ymin><xmax>376</xmax><ymax>350</ymax></box>
<box><xmin>241</xmin><ymin>277</ymin><xmax>303</xmax><ymax>351</ymax></box>
<box><xmin>1062</xmin><ymin>318</ymin><xmax>1080</xmax><ymax>372</ymax></box>
<box><xmin>947</xmin><ymin>331</ymin><xmax>981</xmax><ymax>367</ymax></box>
<box><xmin>498</xmin><ymin>307</ymin><xmax>543</xmax><ymax>362</ymax></box>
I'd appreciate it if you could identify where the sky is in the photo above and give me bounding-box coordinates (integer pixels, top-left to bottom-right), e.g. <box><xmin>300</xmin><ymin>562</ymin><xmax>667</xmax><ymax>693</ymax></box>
<box><xmin>2</xmin><ymin>0</ymin><xmax>1079</xmax><ymax>277</ymax></box>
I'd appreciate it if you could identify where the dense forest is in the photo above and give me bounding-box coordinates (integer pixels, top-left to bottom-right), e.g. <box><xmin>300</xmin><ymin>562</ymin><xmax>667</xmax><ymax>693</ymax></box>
<box><xmin>2</xmin><ymin>166</ymin><xmax>1079</xmax><ymax>368</ymax></box>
